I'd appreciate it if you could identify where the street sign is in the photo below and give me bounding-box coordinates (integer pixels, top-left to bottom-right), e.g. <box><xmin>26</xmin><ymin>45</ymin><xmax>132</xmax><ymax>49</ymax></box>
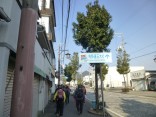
<box><xmin>79</xmin><ymin>52</ymin><xmax>112</xmax><ymax>63</ymax></box>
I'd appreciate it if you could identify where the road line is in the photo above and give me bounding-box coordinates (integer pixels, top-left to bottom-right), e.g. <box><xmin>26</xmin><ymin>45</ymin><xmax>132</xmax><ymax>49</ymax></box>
<box><xmin>105</xmin><ymin>108</ymin><xmax>124</xmax><ymax>117</ymax></box>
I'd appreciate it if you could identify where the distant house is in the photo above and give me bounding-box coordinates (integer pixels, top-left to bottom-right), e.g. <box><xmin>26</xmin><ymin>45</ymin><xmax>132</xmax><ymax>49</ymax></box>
<box><xmin>89</xmin><ymin>66</ymin><xmax>147</xmax><ymax>91</ymax></box>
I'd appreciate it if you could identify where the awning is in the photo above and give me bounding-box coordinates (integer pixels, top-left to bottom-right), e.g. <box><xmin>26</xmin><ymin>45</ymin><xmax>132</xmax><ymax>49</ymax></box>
<box><xmin>0</xmin><ymin>7</ymin><xmax>11</xmax><ymax>22</ymax></box>
<box><xmin>37</xmin><ymin>25</ymin><xmax>50</xmax><ymax>50</ymax></box>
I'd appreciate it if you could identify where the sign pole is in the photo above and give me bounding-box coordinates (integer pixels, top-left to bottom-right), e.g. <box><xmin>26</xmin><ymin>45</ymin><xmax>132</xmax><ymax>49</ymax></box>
<box><xmin>100</xmin><ymin>63</ymin><xmax>105</xmax><ymax>117</ymax></box>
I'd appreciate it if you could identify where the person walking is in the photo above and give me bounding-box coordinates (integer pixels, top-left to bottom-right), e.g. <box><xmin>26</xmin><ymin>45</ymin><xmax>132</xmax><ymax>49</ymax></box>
<box><xmin>64</xmin><ymin>85</ymin><xmax>70</xmax><ymax>104</ymax></box>
<box><xmin>53</xmin><ymin>86</ymin><xmax>66</xmax><ymax>117</ymax></box>
<box><xmin>74</xmin><ymin>85</ymin><xmax>85</xmax><ymax>114</ymax></box>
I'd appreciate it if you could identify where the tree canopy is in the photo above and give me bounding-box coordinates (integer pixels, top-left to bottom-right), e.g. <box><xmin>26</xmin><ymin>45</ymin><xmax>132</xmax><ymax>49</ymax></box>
<box><xmin>72</xmin><ymin>0</ymin><xmax>114</xmax><ymax>52</ymax></box>
<box><xmin>64</xmin><ymin>52</ymin><xmax>80</xmax><ymax>82</ymax></box>
<box><xmin>64</xmin><ymin>64</ymin><xmax>73</xmax><ymax>82</ymax></box>
<box><xmin>101</xmin><ymin>63</ymin><xmax>108</xmax><ymax>81</ymax></box>
<box><xmin>117</xmin><ymin>49</ymin><xmax>130</xmax><ymax>75</ymax></box>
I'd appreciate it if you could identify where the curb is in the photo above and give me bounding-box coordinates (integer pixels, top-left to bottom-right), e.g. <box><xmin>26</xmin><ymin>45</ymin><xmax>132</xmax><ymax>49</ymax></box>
<box><xmin>88</xmin><ymin>108</ymin><xmax>112</xmax><ymax>117</ymax></box>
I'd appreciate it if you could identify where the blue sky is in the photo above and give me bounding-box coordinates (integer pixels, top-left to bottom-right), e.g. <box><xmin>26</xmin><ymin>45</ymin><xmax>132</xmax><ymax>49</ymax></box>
<box><xmin>54</xmin><ymin>0</ymin><xmax>156</xmax><ymax>72</ymax></box>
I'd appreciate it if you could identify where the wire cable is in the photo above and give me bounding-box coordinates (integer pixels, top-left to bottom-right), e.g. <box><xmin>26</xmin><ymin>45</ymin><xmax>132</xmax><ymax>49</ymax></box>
<box><xmin>62</xmin><ymin>0</ymin><xmax>64</xmax><ymax>43</ymax></box>
<box><xmin>63</xmin><ymin>0</ymin><xmax>71</xmax><ymax>63</ymax></box>
<box><xmin>130</xmin><ymin>51</ymin><xmax>156</xmax><ymax>60</ymax></box>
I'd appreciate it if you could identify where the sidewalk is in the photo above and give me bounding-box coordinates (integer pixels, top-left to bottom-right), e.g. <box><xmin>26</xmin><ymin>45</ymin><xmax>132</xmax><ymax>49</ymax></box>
<box><xmin>40</xmin><ymin>96</ymin><xmax>111</xmax><ymax>117</ymax></box>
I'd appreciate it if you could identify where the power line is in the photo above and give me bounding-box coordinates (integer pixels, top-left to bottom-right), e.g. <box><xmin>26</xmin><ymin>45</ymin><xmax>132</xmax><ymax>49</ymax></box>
<box><xmin>62</xmin><ymin>0</ymin><xmax>64</xmax><ymax>43</ymax></box>
<box><xmin>130</xmin><ymin>51</ymin><xmax>156</xmax><ymax>60</ymax></box>
<box><xmin>130</xmin><ymin>42</ymin><xmax>156</xmax><ymax>55</ymax></box>
<box><xmin>66</xmin><ymin>0</ymin><xmax>76</xmax><ymax>48</ymax></box>
<box><xmin>63</xmin><ymin>0</ymin><xmax>71</xmax><ymax>63</ymax></box>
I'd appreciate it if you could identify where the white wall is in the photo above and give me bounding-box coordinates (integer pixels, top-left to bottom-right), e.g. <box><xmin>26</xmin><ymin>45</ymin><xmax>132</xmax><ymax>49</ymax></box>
<box><xmin>104</xmin><ymin>66</ymin><xmax>145</xmax><ymax>88</ymax></box>
<box><xmin>34</xmin><ymin>39</ymin><xmax>52</xmax><ymax>76</ymax></box>
<box><xmin>89</xmin><ymin>66</ymin><xmax>145</xmax><ymax>88</ymax></box>
<box><xmin>83</xmin><ymin>76</ymin><xmax>90</xmax><ymax>82</ymax></box>
<box><xmin>38</xmin><ymin>17</ymin><xmax>49</xmax><ymax>33</ymax></box>
<box><xmin>0</xmin><ymin>0</ymin><xmax>21</xmax><ymax>51</ymax></box>
<box><xmin>38</xmin><ymin>0</ymin><xmax>50</xmax><ymax>9</ymax></box>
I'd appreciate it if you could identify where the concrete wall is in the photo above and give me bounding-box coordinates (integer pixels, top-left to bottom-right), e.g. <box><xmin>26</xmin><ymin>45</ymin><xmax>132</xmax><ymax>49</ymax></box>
<box><xmin>0</xmin><ymin>0</ymin><xmax>21</xmax><ymax>52</ymax></box>
<box><xmin>104</xmin><ymin>66</ymin><xmax>145</xmax><ymax>88</ymax></box>
<box><xmin>0</xmin><ymin>0</ymin><xmax>20</xmax><ymax>116</ymax></box>
<box><xmin>34</xmin><ymin>39</ymin><xmax>52</xmax><ymax>76</ymax></box>
<box><xmin>89</xmin><ymin>66</ymin><xmax>145</xmax><ymax>88</ymax></box>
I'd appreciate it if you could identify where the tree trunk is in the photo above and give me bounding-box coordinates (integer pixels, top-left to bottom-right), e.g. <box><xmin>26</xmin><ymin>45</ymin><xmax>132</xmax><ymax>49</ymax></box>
<box><xmin>123</xmin><ymin>74</ymin><xmax>126</xmax><ymax>88</ymax></box>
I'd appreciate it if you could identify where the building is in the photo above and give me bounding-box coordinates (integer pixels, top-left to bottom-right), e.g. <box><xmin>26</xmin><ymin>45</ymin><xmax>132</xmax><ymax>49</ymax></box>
<box><xmin>0</xmin><ymin>0</ymin><xmax>56</xmax><ymax>117</ymax></box>
<box><xmin>89</xmin><ymin>66</ymin><xmax>147</xmax><ymax>91</ymax></box>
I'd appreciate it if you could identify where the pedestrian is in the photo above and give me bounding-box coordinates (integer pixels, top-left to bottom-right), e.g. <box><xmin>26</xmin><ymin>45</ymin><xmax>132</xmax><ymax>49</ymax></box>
<box><xmin>82</xmin><ymin>85</ymin><xmax>86</xmax><ymax>95</ymax></box>
<box><xmin>53</xmin><ymin>86</ymin><xmax>66</xmax><ymax>117</ymax></box>
<box><xmin>65</xmin><ymin>85</ymin><xmax>71</xmax><ymax>104</ymax></box>
<box><xmin>74</xmin><ymin>85</ymin><xmax>85</xmax><ymax>114</ymax></box>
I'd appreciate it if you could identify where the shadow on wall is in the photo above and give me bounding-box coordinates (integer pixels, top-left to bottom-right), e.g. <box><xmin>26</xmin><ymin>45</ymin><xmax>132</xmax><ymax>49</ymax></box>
<box><xmin>120</xmin><ymin>99</ymin><xmax>156</xmax><ymax>117</ymax></box>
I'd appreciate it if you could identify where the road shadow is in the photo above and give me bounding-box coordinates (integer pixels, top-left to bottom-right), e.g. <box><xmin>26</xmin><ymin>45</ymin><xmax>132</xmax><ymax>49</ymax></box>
<box><xmin>120</xmin><ymin>98</ymin><xmax>156</xmax><ymax>117</ymax></box>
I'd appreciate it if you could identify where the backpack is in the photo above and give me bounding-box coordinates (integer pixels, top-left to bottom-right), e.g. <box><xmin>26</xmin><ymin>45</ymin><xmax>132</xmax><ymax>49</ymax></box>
<box><xmin>76</xmin><ymin>88</ymin><xmax>84</xmax><ymax>100</ymax></box>
<box><xmin>57</xmin><ymin>89</ymin><xmax>64</xmax><ymax>100</ymax></box>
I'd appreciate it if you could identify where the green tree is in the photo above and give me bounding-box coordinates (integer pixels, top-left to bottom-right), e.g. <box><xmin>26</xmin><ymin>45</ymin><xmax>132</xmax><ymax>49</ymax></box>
<box><xmin>62</xmin><ymin>76</ymin><xmax>67</xmax><ymax>85</ymax></box>
<box><xmin>101</xmin><ymin>63</ymin><xmax>108</xmax><ymax>81</ymax></box>
<box><xmin>77</xmin><ymin>77</ymin><xmax>83</xmax><ymax>85</ymax></box>
<box><xmin>64</xmin><ymin>52</ymin><xmax>80</xmax><ymax>83</ymax></box>
<box><xmin>70</xmin><ymin>52</ymin><xmax>80</xmax><ymax>82</ymax></box>
<box><xmin>72</xmin><ymin>0</ymin><xmax>114</xmax><ymax>110</ymax></box>
<box><xmin>64</xmin><ymin>64</ymin><xmax>73</xmax><ymax>82</ymax></box>
<box><xmin>117</xmin><ymin>48</ymin><xmax>130</xmax><ymax>88</ymax></box>
<box><xmin>73</xmin><ymin>0</ymin><xmax>113</xmax><ymax>53</ymax></box>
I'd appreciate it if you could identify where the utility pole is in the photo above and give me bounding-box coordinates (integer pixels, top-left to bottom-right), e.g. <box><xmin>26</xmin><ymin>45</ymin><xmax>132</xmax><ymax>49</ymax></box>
<box><xmin>58</xmin><ymin>44</ymin><xmax>69</xmax><ymax>85</ymax></box>
<box><xmin>58</xmin><ymin>45</ymin><xmax>61</xmax><ymax>85</ymax></box>
<box><xmin>95</xmin><ymin>64</ymin><xmax>99</xmax><ymax>111</ymax></box>
<box><xmin>100</xmin><ymin>64</ymin><xmax>105</xmax><ymax>117</ymax></box>
<box><xmin>11</xmin><ymin>0</ymin><xmax>38</xmax><ymax>117</ymax></box>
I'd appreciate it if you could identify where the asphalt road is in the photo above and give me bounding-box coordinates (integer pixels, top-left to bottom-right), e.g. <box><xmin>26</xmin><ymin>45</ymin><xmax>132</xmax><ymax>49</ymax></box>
<box><xmin>86</xmin><ymin>88</ymin><xmax>156</xmax><ymax>117</ymax></box>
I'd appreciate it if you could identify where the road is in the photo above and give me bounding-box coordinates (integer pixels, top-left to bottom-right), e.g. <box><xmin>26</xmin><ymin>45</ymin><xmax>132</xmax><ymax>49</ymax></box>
<box><xmin>86</xmin><ymin>88</ymin><xmax>156</xmax><ymax>117</ymax></box>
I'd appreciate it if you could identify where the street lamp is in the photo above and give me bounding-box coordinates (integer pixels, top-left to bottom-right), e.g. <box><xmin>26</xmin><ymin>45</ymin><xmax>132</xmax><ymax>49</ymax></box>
<box><xmin>65</xmin><ymin>52</ymin><xmax>71</xmax><ymax>59</ymax></box>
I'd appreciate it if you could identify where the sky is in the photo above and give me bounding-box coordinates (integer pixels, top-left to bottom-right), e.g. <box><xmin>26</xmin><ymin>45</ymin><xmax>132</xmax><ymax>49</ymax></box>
<box><xmin>53</xmin><ymin>0</ymin><xmax>156</xmax><ymax>72</ymax></box>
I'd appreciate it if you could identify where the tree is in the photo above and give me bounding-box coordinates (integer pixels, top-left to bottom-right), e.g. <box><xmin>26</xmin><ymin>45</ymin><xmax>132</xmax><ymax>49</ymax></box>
<box><xmin>117</xmin><ymin>48</ymin><xmax>130</xmax><ymax>88</ymax></box>
<box><xmin>77</xmin><ymin>77</ymin><xmax>83</xmax><ymax>85</ymax></box>
<box><xmin>62</xmin><ymin>76</ymin><xmax>67</xmax><ymax>85</ymax></box>
<box><xmin>72</xmin><ymin>0</ymin><xmax>114</xmax><ymax>110</ymax></box>
<box><xmin>101</xmin><ymin>63</ymin><xmax>108</xmax><ymax>81</ymax></box>
<box><xmin>70</xmin><ymin>52</ymin><xmax>80</xmax><ymax>82</ymax></box>
<box><xmin>64</xmin><ymin>52</ymin><xmax>80</xmax><ymax>83</ymax></box>
<box><xmin>64</xmin><ymin>64</ymin><xmax>73</xmax><ymax>82</ymax></box>
<box><xmin>73</xmin><ymin>0</ymin><xmax>113</xmax><ymax>53</ymax></box>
